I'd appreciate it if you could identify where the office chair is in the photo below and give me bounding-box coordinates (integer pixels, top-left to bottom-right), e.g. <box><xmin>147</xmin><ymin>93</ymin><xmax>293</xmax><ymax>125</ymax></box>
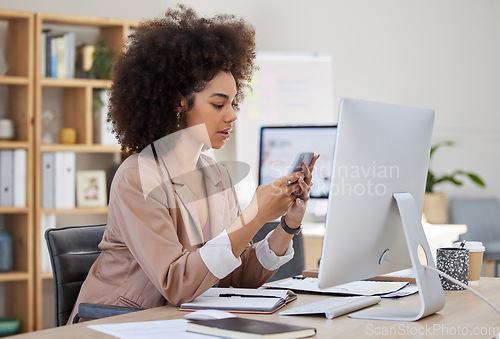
<box><xmin>448</xmin><ymin>197</ymin><xmax>500</xmax><ymax>277</ymax></box>
<box><xmin>45</xmin><ymin>224</ymin><xmax>139</xmax><ymax>326</ymax></box>
<box><xmin>252</xmin><ymin>221</ymin><xmax>305</xmax><ymax>282</ymax></box>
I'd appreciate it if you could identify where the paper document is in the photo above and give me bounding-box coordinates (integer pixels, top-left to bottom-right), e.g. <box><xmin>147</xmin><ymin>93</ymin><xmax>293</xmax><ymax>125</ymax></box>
<box><xmin>88</xmin><ymin>319</ymin><xmax>210</xmax><ymax>339</ymax></box>
<box><xmin>265</xmin><ymin>277</ymin><xmax>408</xmax><ymax>296</ymax></box>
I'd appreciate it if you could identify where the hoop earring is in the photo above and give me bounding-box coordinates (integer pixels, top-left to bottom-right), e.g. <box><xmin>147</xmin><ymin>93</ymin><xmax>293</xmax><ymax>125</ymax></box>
<box><xmin>176</xmin><ymin>109</ymin><xmax>182</xmax><ymax>129</ymax></box>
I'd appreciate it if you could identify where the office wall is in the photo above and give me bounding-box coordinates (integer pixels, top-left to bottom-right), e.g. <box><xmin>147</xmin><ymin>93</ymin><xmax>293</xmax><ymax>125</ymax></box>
<box><xmin>2</xmin><ymin>0</ymin><xmax>499</xmax><ymax>202</ymax></box>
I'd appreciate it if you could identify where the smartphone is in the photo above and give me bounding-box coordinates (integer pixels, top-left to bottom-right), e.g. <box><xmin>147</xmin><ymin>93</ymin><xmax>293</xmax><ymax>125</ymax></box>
<box><xmin>288</xmin><ymin>152</ymin><xmax>314</xmax><ymax>174</ymax></box>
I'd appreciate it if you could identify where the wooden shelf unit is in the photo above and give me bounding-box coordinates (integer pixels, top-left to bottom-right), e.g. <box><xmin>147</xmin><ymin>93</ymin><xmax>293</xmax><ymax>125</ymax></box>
<box><xmin>33</xmin><ymin>12</ymin><xmax>138</xmax><ymax>330</ymax></box>
<box><xmin>0</xmin><ymin>9</ymin><xmax>34</xmax><ymax>334</ymax></box>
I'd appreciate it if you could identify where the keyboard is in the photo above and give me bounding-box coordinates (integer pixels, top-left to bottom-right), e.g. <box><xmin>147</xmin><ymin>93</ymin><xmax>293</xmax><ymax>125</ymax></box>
<box><xmin>279</xmin><ymin>295</ymin><xmax>381</xmax><ymax>319</ymax></box>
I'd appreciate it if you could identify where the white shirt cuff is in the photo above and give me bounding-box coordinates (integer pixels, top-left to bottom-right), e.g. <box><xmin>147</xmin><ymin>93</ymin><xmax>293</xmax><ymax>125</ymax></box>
<box><xmin>255</xmin><ymin>229</ymin><xmax>294</xmax><ymax>271</ymax></box>
<box><xmin>199</xmin><ymin>229</ymin><xmax>241</xmax><ymax>279</ymax></box>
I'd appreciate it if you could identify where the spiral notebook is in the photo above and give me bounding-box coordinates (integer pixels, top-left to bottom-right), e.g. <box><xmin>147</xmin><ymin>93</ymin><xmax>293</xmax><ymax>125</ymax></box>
<box><xmin>179</xmin><ymin>287</ymin><xmax>297</xmax><ymax>314</ymax></box>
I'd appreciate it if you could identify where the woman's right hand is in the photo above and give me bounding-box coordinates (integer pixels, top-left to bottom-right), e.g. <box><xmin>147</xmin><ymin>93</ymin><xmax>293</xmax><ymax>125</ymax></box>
<box><xmin>244</xmin><ymin>171</ymin><xmax>304</xmax><ymax>225</ymax></box>
<box><xmin>226</xmin><ymin>171</ymin><xmax>303</xmax><ymax>258</ymax></box>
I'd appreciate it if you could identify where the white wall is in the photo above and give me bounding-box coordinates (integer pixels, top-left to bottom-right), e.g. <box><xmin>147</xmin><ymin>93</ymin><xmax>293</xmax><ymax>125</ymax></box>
<box><xmin>2</xmin><ymin>0</ymin><xmax>499</xmax><ymax>202</ymax></box>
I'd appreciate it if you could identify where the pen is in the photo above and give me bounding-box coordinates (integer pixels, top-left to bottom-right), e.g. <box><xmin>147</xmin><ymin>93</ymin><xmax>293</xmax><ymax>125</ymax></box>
<box><xmin>219</xmin><ymin>293</ymin><xmax>281</xmax><ymax>299</ymax></box>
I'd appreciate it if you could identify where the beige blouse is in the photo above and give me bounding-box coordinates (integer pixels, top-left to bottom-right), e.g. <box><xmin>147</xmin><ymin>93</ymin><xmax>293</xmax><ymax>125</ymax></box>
<box><xmin>68</xmin><ymin>144</ymin><xmax>293</xmax><ymax>324</ymax></box>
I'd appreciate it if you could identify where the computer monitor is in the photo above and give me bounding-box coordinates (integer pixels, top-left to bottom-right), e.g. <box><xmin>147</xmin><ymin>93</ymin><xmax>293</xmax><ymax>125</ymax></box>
<box><xmin>318</xmin><ymin>98</ymin><xmax>445</xmax><ymax>321</ymax></box>
<box><xmin>258</xmin><ymin>125</ymin><xmax>337</xmax><ymax>198</ymax></box>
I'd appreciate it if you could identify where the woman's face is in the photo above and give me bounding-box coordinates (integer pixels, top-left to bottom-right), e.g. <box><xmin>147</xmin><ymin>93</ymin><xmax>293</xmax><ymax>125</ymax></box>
<box><xmin>184</xmin><ymin>71</ymin><xmax>238</xmax><ymax>149</ymax></box>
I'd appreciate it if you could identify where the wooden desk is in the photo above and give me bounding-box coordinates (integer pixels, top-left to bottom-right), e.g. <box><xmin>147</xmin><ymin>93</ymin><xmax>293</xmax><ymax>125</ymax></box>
<box><xmin>12</xmin><ymin>278</ymin><xmax>500</xmax><ymax>338</ymax></box>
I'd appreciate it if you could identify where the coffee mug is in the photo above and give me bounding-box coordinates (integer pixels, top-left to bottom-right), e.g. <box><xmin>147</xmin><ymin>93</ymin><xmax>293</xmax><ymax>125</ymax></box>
<box><xmin>436</xmin><ymin>247</ymin><xmax>469</xmax><ymax>290</ymax></box>
<box><xmin>454</xmin><ymin>241</ymin><xmax>485</xmax><ymax>284</ymax></box>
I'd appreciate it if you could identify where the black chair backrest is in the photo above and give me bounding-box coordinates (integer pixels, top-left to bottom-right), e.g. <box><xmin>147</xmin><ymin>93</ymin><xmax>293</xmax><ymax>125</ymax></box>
<box><xmin>45</xmin><ymin>224</ymin><xmax>106</xmax><ymax>326</ymax></box>
<box><xmin>252</xmin><ymin>221</ymin><xmax>305</xmax><ymax>281</ymax></box>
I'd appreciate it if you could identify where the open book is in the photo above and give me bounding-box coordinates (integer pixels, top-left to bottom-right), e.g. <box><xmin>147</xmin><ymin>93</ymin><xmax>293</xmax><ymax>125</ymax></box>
<box><xmin>179</xmin><ymin>287</ymin><xmax>297</xmax><ymax>314</ymax></box>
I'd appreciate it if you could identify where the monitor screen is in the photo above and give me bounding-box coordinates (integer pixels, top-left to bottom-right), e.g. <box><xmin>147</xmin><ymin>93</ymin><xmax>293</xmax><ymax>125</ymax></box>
<box><xmin>258</xmin><ymin>126</ymin><xmax>337</xmax><ymax>199</ymax></box>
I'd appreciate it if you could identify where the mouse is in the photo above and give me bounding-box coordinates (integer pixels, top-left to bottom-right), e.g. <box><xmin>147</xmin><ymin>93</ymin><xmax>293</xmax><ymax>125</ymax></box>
<box><xmin>184</xmin><ymin>309</ymin><xmax>237</xmax><ymax>321</ymax></box>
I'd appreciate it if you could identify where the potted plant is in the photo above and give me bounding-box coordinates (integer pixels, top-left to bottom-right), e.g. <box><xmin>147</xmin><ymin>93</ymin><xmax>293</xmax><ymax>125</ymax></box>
<box><xmin>88</xmin><ymin>41</ymin><xmax>115</xmax><ymax>80</ymax></box>
<box><xmin>423</xmin><ymin>141</ymin><xmax>486</xmax><ymax>224</ymax></box>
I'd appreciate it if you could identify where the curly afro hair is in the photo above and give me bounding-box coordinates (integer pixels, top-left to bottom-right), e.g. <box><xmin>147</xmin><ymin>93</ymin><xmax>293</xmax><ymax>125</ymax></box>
<box><xmin>109</xmin><ymin>5</ymin><xmax>257</xmax><ymax>154</ymax></box>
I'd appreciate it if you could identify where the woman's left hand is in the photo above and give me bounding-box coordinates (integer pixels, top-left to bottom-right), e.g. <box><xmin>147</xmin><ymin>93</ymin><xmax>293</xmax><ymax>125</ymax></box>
<box><xmin>284</xmin><ymin>154</ymin><xmax>320</xmax><ymax>228</ymax></box>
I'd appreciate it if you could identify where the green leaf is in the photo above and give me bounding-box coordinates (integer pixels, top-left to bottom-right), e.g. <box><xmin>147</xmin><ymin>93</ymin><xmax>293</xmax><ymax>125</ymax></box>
<box><xmin>435</xmin><ymin>175</ymin><xmax>463</xmax><ymax>186</ymax></box>
<box><xmin>467</xmin><ymin>173</ymin><xmax>486</xmax><ymax>187</ymax></box>
<box><xmin>429</xmin><ymin>141</ymin><xmax>454</xmax><ymax>159</ymax></box>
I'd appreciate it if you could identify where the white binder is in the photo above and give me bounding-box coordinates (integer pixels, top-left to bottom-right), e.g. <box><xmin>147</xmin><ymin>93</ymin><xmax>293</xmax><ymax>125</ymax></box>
<box><xmin>40</xmin><ymin>213</ymin><xmax>56</xmax><ymax>273</ymax></box>
<box><xmin>42</xmin><ymin>152</ymin><xmax>55</xmax><ymax>209</ymax></box>
<box><xmin>0</xmin><ymin>150</ymin><xmax>13</xmax><ymax>206</ymax></box>
<box><xmin>13</xmin><ymin>149</ymin><xmax>27</xmax><ymax>208</ymax></box>
<box><xmin>54</xmin><ymin>152</ymin><xmax>75</xmax><ymax>209</ymax></box>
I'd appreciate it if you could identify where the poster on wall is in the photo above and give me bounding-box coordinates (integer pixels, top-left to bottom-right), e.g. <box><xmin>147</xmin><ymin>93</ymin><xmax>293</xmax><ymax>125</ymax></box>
<box><xmin>234</xmin><ymin>52</ymin><xmax>335</xmax><ymax>206</ymax></box>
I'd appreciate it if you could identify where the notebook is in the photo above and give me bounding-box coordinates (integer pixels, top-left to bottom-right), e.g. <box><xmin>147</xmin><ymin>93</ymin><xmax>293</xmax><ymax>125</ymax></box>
<box><xmin>180</xmin><ymin>287</ymin><xmax>297</xmax><ymax>314</ymax></box>
<box><xmin>187</xmin><ymin>317</ymin><xmax>316</xmax><ymax>339</ymax></box>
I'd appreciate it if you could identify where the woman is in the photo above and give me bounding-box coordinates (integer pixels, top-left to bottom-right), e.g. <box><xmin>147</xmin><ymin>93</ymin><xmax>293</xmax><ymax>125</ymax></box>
<box><xmin>69</xmin><ymin>5</ymin><xmax>318</xmax><ymax>323</ymax></box>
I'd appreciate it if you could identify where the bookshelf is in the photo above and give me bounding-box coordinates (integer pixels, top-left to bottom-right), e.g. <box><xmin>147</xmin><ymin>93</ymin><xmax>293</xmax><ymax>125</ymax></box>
<box><xmin>33</xmin><ymin>12</ymin><xmax>138</xmax><ymax>330</ymax></box>
<box><xmin>0</xmin><ymin>9</ymin><xmax>34</xmax><ymax>334</ymax></box>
